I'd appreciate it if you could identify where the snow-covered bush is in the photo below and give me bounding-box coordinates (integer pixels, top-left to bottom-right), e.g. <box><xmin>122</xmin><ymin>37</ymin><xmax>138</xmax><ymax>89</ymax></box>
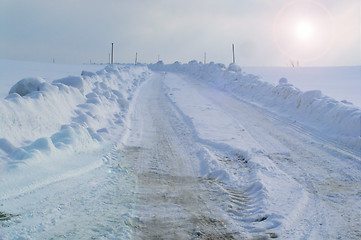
<box><xmin>279</xmin><ymin>77</ymin><xmax>288</xmax><ymax>84</ymax></box>
<box><xmin>8</xmin><ymin>77</ymin><xmax>45</xmax><ymax>96</ymax></box>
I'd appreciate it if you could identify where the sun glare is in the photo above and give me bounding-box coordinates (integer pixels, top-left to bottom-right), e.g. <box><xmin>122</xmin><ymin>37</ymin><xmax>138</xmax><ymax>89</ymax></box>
<box><xmin>295</xmin><ymin>21</ymin><xmax>314</xmax><ymax>41</ymax></box>
<box><xmin>273</xmin><ymin>0</ymin><xmax>334</xmax><ymax>63</ymax></box>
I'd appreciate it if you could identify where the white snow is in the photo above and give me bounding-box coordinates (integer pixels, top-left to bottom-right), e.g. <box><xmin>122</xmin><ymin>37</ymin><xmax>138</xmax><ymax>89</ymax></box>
<box><xmin>0</xmin><ymin>59</ymin><xmax>360</xmax><ymax>239</ymax></box>
<box><xmin>8</xmin><ymin>77</ymin><xmax>45</xmax><ymax>97</ymax></box>
<box><xmin>150</xmin><ymin>61</ymin><xmax>361</xmax><ymax>150</ymax></box>
<box><xmin>0</xmin><ymin>59</ymin><xmax>105</xmax><ymax>99</ymax></box>
<box><xmin>156</xmin><ymin>67</ymin><xmax>361</xmax><ymax>239</ymax></box>
<box><xmin>158</xmin><ymin>72</ymin><xmax>312</xmax><ymax>237</ymax></box>
<box><xmin>243</xmin><ymin>66</ymin><xmax>361</xmax><ymax>108</ymax></box>
<box><xmin>0</xmin><ymin>62</ymin><xmax>150</xmax><ymax>199</ymax></box>
<box><xmin>227</xmin><ymin>62</ymin><xmax>242</xmax><ymax>72</ymax></box>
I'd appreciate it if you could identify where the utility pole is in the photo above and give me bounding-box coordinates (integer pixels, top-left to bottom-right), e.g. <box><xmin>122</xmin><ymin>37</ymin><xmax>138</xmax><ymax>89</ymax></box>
<box><xmin>135</xmin><ymin>52</ymin><xmax>138</xmax><ymax>65</ymax></box>
<box><xmin>111</xmin><ymin>43</ymin><xmax>114</xmax><ymax>64</ymax></box>
<box><xmin>232</xmin><ymin>44</ymin><xmax>235</xmax><ymax>63</ymax></box>
<box><xmin>204</xmin><ymin>52</ymin><xmax>207</xmax><ymax>64</ymax></box>
<box><xmin>158</xmin><ymin>55</ymin><xmax>160</xmax><ymax>62</ymax></box>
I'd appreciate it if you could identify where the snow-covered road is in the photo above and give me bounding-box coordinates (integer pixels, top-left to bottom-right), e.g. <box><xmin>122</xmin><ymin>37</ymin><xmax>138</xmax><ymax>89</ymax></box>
<box><xmin>161</xmin><ymin>72</ymin><xmax>361</xmax><ymax>239</ymax></box>
<box><xmin>123</xmin><ymin>74</ymin><xmax>244</xmax><ymax>239</ymax></box>
<box><xmin>122</xmin><ymin>71</ymin><xmax>361</xmax><ymax>239</ymax></box>
<box><xmin>1</xmin><ymin>64</ymin><xmax>360</xmax><ymax>239</ymax></box>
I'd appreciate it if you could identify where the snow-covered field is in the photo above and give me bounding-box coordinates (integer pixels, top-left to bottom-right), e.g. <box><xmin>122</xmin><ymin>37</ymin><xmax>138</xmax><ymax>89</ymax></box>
<box><xmin>0</xmin><ymin>59</ymin><xmax>106</xmax><ymax>99</ymax></box>
<box><xmin>0</xmin><ymin>59</ymin><xmax>360</xmax><ymax>239</ymax></box>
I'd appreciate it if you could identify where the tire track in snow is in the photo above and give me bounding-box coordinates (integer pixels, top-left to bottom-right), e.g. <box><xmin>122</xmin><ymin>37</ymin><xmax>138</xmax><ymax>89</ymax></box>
<box><xmin>0</xmin><ymin>157</ymin><xmax>104</xmax><ymax>202</ymax></box>
<box><xmin>122</xmin><ymin>74</ymin><xmax>247</xmax><ymax>239</ymax></box>
<box><xmin>162</xmin><ymin>71</ymin><xmax>361</xmax><ymax>239</ymax></box>
<box><xmin>0</xmin><ymin>146</ymin><xmax>138</xmax><ymax>239</ymax></box>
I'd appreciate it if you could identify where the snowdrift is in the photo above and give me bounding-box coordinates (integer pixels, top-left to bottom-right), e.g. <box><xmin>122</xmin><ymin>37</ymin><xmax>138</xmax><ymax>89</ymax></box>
<box><xmin>150</xmin><ymin>61</ymin><xmax>361</xmax><ymax>149</ymax></box>
<box><xmin>0</xmin><ymin>64</ymin><xmax>150</xmax><ymax>168</ymax></box>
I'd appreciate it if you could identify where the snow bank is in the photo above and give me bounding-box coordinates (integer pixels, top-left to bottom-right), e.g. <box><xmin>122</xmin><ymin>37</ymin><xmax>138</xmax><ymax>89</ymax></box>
<box><xmin>150</xmin><ymin>61</ymin><xmax>361</xmax><ymax>149</ymax></box>
<box><xmin>0</xmin><ymin>64</ymin><xmax>151</xmax><ymax>167</ymax></box>
<box><xmin>243</xmin><ymin>66</ymin><xmax>361</xmax><ymax>107</ymax></box>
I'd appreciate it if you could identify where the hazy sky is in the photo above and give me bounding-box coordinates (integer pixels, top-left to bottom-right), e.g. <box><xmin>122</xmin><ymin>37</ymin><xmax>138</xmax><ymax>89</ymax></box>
<box><xmin>0</xmin><ymin>0</ymin><xmax>360</xmax><ymax>66</ymax></box>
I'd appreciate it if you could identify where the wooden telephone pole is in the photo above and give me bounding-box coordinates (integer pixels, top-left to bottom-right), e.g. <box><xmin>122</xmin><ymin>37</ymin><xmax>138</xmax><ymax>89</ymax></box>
<box><xmin>232</xmin><ymin>44</ymin><xmax>235</xmax><ymax>63</ymax></box>
<box><xmin>111</xmin><ymin>43</ymin><xmax>114</xmax><ymax>64</ymax></box>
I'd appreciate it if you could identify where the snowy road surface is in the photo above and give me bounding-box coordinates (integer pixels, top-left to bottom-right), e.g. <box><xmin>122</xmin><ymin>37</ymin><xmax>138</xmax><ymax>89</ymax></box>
<box><xmin>123</xmin><ymin>75</ymin><xmax>244</xmax><ymax>239</ymax></box>
<box><xmin>1</xmin><ymin>66</ymin><xmax>360</xmax><ymax>239</ymax></box>
<box><xmin>161</xmin><ymin>72</ymin><xmax>361</xmax><ymax>239</ymax></box>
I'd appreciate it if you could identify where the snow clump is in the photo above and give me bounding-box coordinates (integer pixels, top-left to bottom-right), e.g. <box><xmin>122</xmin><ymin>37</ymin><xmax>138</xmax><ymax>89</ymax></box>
<box><xmin>228</xmin><ymin>63</ymin><xmax>242</xmax><ymax>72</ymax></box>
<box><xmin>279</xmin><ymin>77</ymin><xmax>288</xmax><ymax>84</ymax></box>
<box><xmin>53</xmin><ymin>76</ymin><xmax>84</xmax><ymax>93</ymax></box>
<box><xmin>8</xmin><ymin>77</ymin><xmax>45</xmax><ymax>96</ymax></box>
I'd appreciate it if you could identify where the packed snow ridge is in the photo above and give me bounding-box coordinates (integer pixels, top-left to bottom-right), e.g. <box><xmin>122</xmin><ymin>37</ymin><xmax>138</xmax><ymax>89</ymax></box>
<box><xmin>0</xmin><ymin>64</ymin><xmax>150</xmax><ymax>169</ymax></box>
<box><xmin>150</xmin><ymin>61</ymin><xmax>361</xmax><ymax>150</ymax></box>
<box><xmin>1</xmin><ymin>61</ymin><xmax>359</xmax><ymax>170</ymax></box>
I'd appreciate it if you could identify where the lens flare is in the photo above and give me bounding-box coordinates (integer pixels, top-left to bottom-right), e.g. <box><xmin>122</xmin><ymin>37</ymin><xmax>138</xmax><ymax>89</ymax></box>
<box><xmin>273</xmin><ymin>0</ymin><xmax>334</xmax><ymax>63</ymax></box>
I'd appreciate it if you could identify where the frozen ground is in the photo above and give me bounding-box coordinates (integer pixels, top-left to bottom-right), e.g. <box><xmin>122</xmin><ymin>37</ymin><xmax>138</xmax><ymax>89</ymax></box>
<box><xmin>0</xmin><ymin>60</ymin><xmax>360</xmax><ymax>239</ymax></box>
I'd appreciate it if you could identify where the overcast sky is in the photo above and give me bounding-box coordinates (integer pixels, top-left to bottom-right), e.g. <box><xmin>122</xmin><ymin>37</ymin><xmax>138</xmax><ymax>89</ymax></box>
<box><xmin>0</xmin><ymin>0</ymin><xmax>360</xmax><ymax>66</ymax></box>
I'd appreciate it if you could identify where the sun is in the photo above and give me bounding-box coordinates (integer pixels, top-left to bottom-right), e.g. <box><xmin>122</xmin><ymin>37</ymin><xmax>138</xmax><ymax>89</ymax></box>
<box><xmin>273</xmin><ymin>0</ymin><xmax>334</xmax><ymax>62</ymax></box>
<box><xmin>295</xmin><ymin>20</ymin><xmax>314</xmax><ymax>41</ymax></box>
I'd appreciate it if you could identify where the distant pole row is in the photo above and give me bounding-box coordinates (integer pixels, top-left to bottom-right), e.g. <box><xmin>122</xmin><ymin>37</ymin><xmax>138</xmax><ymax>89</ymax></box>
<box><xmin>108</xmin><ymin>43</ymin><xmax>236</xmax><ymax>65</ymax></box>
<box><xmin>109</xmin><ymin>43</ymin><xmax>138</xmax><ymax>65</ymax></box>
<box><xmin>206</xmin><ymin>44</ymin><xmax>236</xmax><ymax>64</ymax></box>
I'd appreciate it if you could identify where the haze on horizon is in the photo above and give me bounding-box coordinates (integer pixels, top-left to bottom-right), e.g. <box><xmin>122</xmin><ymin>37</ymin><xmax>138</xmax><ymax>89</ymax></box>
<box><xmin>0</xmin><ymin>0</ymin><xmax>360</xmax><ymax>66</ymax></box>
